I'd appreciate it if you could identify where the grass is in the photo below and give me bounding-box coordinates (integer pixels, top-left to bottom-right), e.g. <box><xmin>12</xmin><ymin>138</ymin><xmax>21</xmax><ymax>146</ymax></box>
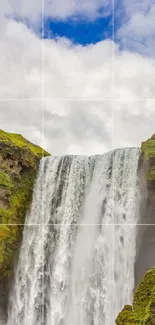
<box><xmin>0</xmin><ymin>129</ymin><xmax>50</xmax><ymax>157</ymax></box>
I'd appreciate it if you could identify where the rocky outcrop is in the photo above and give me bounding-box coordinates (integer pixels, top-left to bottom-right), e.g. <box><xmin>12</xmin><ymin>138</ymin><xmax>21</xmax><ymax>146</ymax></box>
<box><xmin>116</xmin><ymin>268</ymin><xmax>155</xmax><ymax>324</ymax></box>
<box><xmin>0</xmin><ymin>129</ymin><xmax>50</xmax><ymax>314</ymax></box>
<box><xmin>116</xmin><ymin>134</ymin><xmax>155</xmax><ymax>324</ymax></box>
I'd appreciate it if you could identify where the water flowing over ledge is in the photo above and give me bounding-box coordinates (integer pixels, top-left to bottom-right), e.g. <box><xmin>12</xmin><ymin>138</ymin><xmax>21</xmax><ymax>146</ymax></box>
<box><xmin>7</xmin><ymin>148</ymin><xmax>140</xmax><ymax>325</ymax></box>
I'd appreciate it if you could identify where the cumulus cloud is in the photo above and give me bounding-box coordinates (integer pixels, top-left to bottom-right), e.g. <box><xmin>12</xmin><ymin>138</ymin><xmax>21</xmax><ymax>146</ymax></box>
<box><xmin>1</xmin><ymin>0</ymin><xmax>111</xmax><ymax>23</ymax></box>
<box><xmin>120</xmin><ymin>0</ymin><xmax>155</xmax><ymax>17</ymax></box>
<box><xmin>114</xmin><ymin>50</ymin><xmax>155</xmax><ymax>98</ymax></box>
<box><xmin>44</xmin><ymin>100</ymin><xmax>113</xmax><ymax>154</ymax></box>
<box><xmin>2</xmin><ymin>0</ymin><xmax>155</xmax><ymax>57</ymax></box>
<box><xmin>114</xmin><ymin>99</ymin><xmax>155</xmax><ymax>149</ymax></box>
<box><xmin>117</xmin><ymin>1</ymin><xmax>155</xmax><ymax>57</ymax></box>
<box><xmin>0</xmin><ymin>3</ymin><xmax>155</xmax><ymax>155</ymax></box>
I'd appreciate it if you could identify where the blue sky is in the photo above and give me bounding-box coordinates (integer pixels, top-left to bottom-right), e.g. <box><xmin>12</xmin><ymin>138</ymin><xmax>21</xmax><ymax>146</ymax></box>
<box><xmin>12</xmin><ymin>14</ymin><xmax>113</xmax><ymax>46</ymax></box>
<box><xmin>43</xmin><ymin>16</ymin><xmax>113</xmax><ymax>45</ymax></box>
<box><xmin>3</xmin><ymin>0</ymin><xmax>155</xmax><ymax>58</ymax></box>
<box><xmin>9</xmin><ymin>0</ymin><xmax>155</xmax><ymax>58</ymax></box>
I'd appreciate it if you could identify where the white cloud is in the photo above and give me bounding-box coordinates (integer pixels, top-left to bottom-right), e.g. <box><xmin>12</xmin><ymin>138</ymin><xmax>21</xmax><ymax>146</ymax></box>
<box><xmin>117</xmin><ymin>1</ymin><xmax>155</xmax><ymax>57</ymax></box>
<box><xmin>1</xmin><ymin>0</ymin><xmax>155</xmax><ymax>155</ymax></box>
<box><xmin>1</xmin><ymin>0</ymin><xmax>111</xmax><ymax>23</ymax></box>
<box><xmin>2</xmin><ymin>0</ymin><xmax>154</xmax><ymax>58</ymax></box>
<box><xmin>114</xmin><ymin>100</ymin><xmax>155</xmax><ymax>149</ymax></box>
<box><xmin>43</xmin><ymin>100</ymin><xmax>113</xmax><ymax>154</ymax></box>
<box><xmin>0</xmin><ymin>17</ymin><xmax>155</xmax><ymax>155</ymax></box>
<box><xmin>120</xmin><ymin>0</ymin><xmax>155</xmax><ymax>17</ymax></box>
<box><xmin>118</xmin><ymin>6</ymin><xmax>155</xmax><ymax>38</ymax></box>
<box><xmin>0</xmin><ymin>18</ymin><xmax>42</xmax><ymax>99</ymax></box>
<box><xmin>114</xmin><ymin>50</ymin><xmax>155</xmax><ymax>98</ymax></box>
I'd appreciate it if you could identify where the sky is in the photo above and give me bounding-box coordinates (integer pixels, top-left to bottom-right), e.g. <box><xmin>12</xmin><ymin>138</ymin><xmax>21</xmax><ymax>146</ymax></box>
<box><xmin>0</xmin><ymin>0</ymin><xmax>155</xmax><ymax>155</ymax></box>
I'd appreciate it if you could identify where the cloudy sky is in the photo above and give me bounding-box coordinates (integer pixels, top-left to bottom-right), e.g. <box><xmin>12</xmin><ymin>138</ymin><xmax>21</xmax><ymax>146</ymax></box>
<box><xmin>0</xmin><ymin>0</ymin><xmax>155</xmax><ymax>155</ymax></box>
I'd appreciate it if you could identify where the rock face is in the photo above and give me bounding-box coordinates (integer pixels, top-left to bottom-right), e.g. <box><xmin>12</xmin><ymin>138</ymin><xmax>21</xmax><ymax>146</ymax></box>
<box><xmin>135</xmin><ymin>135</ymin><xmax>155</xmax><ymax>285</ymax></box>
<box><xmin>0</xmin><ymin>129</ymin><xmax>50</xmax><ymax>314</ymax></box>
<box><xmin>116</xmin><ymin>134</ymin><xmax>155</xmax><ymax>325</ymax></box>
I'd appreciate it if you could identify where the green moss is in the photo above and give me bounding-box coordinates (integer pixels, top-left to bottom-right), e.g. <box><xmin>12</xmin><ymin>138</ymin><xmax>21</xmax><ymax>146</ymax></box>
<box><xmin>0</xmin><ymin>170</ymin><xmax>13</xmax><ymax>189</ymax></box>
<box><xmin>116</xmin><ymin>134</ymin><xmax>155</xmax><ymax>325</ymax></box>
<box><xmin>0</xmin><ymin>129</ymin><xmax>50</xmax><ymax>158</ymax></box>
<box><xmin>0</xmin><ymin>225</ymin><xmax>21</xmax><ymax>277</ymax></box>
<box><xmin>0</xmin><ymin>129</ymin><xmax>50</xmax><ymax>279</ymax></box>
<box><xmin>131</xmin><ymin>269</ymin><xmax>155</xmax><ymax>324</ymax></box>
<box><xmin>0</xmin><ymin>171</ymin><xmax>35</xmax><ymax>278</ymax></box>
<box><xmin>116</xmin><ymin>305</ymin><xmax>133</xmax><ymax>325</ymax></box>
<box><xmin>141</xmin><ymin>135</ymin><xmax>155</xmax><ymax>194</ymax></box>
<box><xmin>147</xmin><ymin>167</ymin><xmax>155</xmax><ymax>181</ymax></box>
<box><xmin>0</xmin><ymin>171</ymin><xmax>35</xmax><ymax>225</ymax></box>
<box><xmin>116</xmin><ymin>269</ymin><xmax>155</xmax><ymax>325</ymax></box>
<box><xmin>141</xmin><ymin>135</ymin><xmax>155</xmax><ymax>159</ymax></box>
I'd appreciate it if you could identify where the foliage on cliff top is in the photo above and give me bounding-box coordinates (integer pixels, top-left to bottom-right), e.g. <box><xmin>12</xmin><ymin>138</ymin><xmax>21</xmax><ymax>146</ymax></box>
<box><xmin>0</xmin><ymin>129</ymin><xmax>50</xmax><ymax>279</ymax></box>
<box><xmin>141</xmin><ymin>135</ymin><xmax>155</xmax><ymax>186</ymax></box>
<box><xmin>141</xmin><ymin>134</ymin><xmax>155</xmax><ymax>159</ymax></box>
<box><xmin>0</xmin><ymin>129</ymin><xmax>50</xmax><ymax>171</ymax></box>
<box><xmin>116</xmin><ymin>268</ymin><xmax>155</xmax><ymax>325</ymax></box>
<box><xmin>0</xmin><ymin>129</ymin><xmax>50</xmax><ymax>158</ymax></box>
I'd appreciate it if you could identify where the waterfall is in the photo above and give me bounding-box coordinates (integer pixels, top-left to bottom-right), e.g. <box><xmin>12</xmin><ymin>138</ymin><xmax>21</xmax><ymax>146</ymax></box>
<box><xmin>7</xmin><ymin>148</ymin><xmax>140</xmax><ymax>325</ymax></box>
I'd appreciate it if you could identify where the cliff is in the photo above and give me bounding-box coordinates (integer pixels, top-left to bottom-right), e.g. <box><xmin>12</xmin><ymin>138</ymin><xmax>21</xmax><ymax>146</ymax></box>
<box><xmin>141</xmin><ymin>134</ymin><xmax>155</xmax><ymax>196</ymax></box>
<box><xmin>116</xmin><ymin>134</ymin><xmax>155</xmax><ymax>325</ymax></box>
<box><xmin>116</xmin><ymin>268</ymin><xmax>155</xmax><ymax>324</ymax></box>
<box><xmin>0</xmin><ymin>129</ymin><xmax>50</xmax><ymax>311</ymax></box>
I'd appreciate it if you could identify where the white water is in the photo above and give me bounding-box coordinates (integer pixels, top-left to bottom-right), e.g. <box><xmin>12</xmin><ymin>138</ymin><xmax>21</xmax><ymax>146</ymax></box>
<box><xmin>7</xmin><ymin>148</ymin><xmax>140</xmax><ymax>325</ymax></box>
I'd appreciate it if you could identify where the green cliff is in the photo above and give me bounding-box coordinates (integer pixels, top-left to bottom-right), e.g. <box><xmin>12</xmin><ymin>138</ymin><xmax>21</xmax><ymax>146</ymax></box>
<box><xmin>0</xmin><ymin>129</ymin><xmax>50</xmax><ymax>279</ymax></box>
<box><xmin>116</xmin><ymin>268</ymin><xmax>155</xmax><ymax>325</ymax></box>
<box><xmin>141</xmin><ymin>134</ymin><xmax>155</xmax><ymax>195</ymax></box>
<box><xmin>116</xmin><ymin>134</ymin><xmax>155</xmax><ymax>325</ymax></box>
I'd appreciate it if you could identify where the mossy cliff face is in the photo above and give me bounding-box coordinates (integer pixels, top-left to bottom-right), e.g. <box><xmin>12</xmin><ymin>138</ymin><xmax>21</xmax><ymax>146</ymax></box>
<box><xmin>0</xmin><ymin>129</ymin><xmax>50</xmax><ymax>279</ymax></box>
<box><xmin>116</xmin><ymin>268</ymin><xmax>155</xmax><ymax>325</ymax></box>
<box><xmin>116</xmin><ymin>135</ymin><xmax>155</xmax><ymax>325</ymax></box>
<box><xmin>141</xmin><ymin>134</ymin><xmax>155</xmax><ymax>196</ymax></box>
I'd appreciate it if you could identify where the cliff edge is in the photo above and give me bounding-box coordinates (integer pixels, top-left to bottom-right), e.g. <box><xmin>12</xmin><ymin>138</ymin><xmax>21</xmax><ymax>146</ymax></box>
<box><xmin>0</xmin><ymin>129</ymin><xmax>50</xmax><ymax>312</ymax></box>
<box><xmin>116</xmin><ymin>134</ymin><xmax>155</xmax><ymax>325</ymax></box>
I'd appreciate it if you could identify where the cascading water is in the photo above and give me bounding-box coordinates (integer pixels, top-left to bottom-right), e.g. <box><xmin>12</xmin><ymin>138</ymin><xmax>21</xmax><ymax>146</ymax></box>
<box><xmin>7</xmin><ymin>148</ymin><xmax>140</xmax><ymax>325</ymax></box>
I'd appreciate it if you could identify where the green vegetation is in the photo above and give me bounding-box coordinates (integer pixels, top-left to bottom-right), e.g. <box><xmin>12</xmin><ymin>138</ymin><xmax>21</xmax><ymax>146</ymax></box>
<box><xmin>0</xmin><ymin>129</ymin><xmax>50</xmax><ymax>278</ymax></box>
<box><xmin>116</xmin><ymin>135</ymin><xmax>155</xmax><ymax>324</ymax></box>
<box><xmin>141</xmin><ymin>135</ymin><xmax>155</xmax><ymax>194</ymax></box>
<box><xmin>0</xmin><ymin>170</ymin><xmax>13</xmax><ymax>189</ymax></box>
<box><xmin>0</xmin><ymin>129</ymin><xmax>49</xmax><ymax>158</ymax></box>
<box><xmin>0</xmin><ymin>129</ymin><xmax>50</xmax><ymax>170</ymax></box>
<box><xmin>141</xmin><ymin>134</ymin><xmax>155</xmax><ymax>159</ymax></box>
<box><xmin>116</xmin><ymin>269</ymin><xmax>155</xmax><ymax>324</ymax></box>
<box><xmin>116</xmin><ymin>305</ymin><xmax>133</xmax><ymax>325</ymax></box>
